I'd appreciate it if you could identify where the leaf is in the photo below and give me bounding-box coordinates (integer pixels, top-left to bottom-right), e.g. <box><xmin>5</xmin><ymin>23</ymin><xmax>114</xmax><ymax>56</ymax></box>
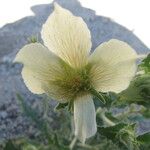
<box><xmin>94</xmin><ymin>92</ymin><xmax>118</xmax><ymax>109</ymax></box>
<box><xmin>55</xmin><ymin>102</ymin><xmax>68</xmax><ymax>110</ymax></box>
<box><xmin>137</xmin><ymin>132</ymin><xmax>150</xmax><ymax>144</ymax></box>
<box><xmin>22</xmin><ymin>144</ymin><xmax>38</xmax><ymax>150</ymax></box>
<box><xmin>139</xmin><ymin>53</ymin><xmax>150</xmax><ymax>74</ymax></box>
<box><xmin>98</xmin><ymin>123</ymin><xmax>140</xmax><ymax>150</ymax></box>
<box><xmin>53</xmin><ymin>133</ymin><xmax>60</xmax><ymax>147</ymax></box>
<box><xmin>16</xmin><ymin>93</ymin><xmax>53</xmax><ymax>144</ymax></box>
<box><xmin>4</xmin><ymin>140</ymin><xmax>19</xmax><ymax>150</ymax></box>
<box><xmin>141</xmin><ymin>108</ymin><xmax>150</xmax><ymax>118</ymax></box>
<box><xmin>98</xmin><ymin>123</ymin><xmax>127</xmax><ymax>140</ymax></box>
<box><xmin>17</xmin><ymin>94</ymin><xmax>74</xmax><ymax>148</ymax></box>
<box><xmin>116</xmin><ymin>74</ymin><xmax>150</xmax><ymax>108</ymax></box>
<box><xmin>90</xmin><ymin>88</ymin><xmax>106</xmax><ymax>104</ymax></box>
<box><xmin>27</xmin><ymin>35</ymin><xmax>39</xmax><ymax>43</ymax></box>
<box><xmin>128</xmin><ymin>115</ymin><xmax>145</xmax><ymax>122</ymax></box>
<box><xmin>105</xmin><ymin>112</ymin><xmax>119</xmax><ymax>123</ymax></box>
<box><xmin>16</xmin><ymin>93</ymin><xmax>39</xmax><ymax>122</ymax></box>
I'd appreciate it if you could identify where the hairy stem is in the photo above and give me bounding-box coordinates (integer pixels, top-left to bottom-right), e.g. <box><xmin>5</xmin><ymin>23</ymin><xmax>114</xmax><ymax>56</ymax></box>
<box><xmin>77</xmin><ymin>143</ymin><xmax>94</xmax><ymax>149</ymax></box>
<box><xmin>97</xmin><ymin>107</ymin><xmax>115</xmax><ymax>126</ymax></box>
<box><xmin>69</xmin><ymin>136</ymin><xmax>78</xmax><ymax>150</ymax></box>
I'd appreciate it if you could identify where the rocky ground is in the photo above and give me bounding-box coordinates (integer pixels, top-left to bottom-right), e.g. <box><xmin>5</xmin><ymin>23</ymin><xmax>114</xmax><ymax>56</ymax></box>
<box><xmin>0</xmin><ymin>0</ymin><xmax>149</xmax><ymax>142</ymax></box>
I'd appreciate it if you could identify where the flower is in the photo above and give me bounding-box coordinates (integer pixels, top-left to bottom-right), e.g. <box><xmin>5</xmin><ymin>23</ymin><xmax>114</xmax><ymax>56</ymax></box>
<box><xmin>14</xmin><ymin>3</ymin><xmax>142</xmax><ymax>143</ymax></box>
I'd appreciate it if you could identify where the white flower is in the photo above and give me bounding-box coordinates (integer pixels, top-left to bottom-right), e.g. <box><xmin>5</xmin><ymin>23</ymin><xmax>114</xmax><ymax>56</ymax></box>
<box><xmin>14</xmin><ymin>3</ymin><xmax>142</xmax><ymax>143</ymax></box>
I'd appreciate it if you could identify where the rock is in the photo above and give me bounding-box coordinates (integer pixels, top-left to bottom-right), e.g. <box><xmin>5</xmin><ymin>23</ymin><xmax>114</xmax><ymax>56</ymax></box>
<box><xmin>0</xmin><ymin>0</ymin><xmax>149</xmax><ymax>141</ymax></box>
<box><xmin>0</xmin><ymin>111</ymin><xmax>7</xmax><ymax>119</ymax></box>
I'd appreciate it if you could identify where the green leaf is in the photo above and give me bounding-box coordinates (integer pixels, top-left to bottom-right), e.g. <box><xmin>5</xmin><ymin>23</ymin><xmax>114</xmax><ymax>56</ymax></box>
<box><xmin>98</xmin><ymin>123</ymin><xmax>127</xmax><ymax>140</ymax></box>
<box><xmin>23</xmin><ymin>144</ymin><xmax>38</xmax><ymax>150</ymax></box>
<box><xmin>98</xmin><ymin>123</ymin><xmax>140</xmax><ymax>150</ymax></box>
<box><xmin>137</xmin><ymin>132</ymin><xmax>150</xmax><ymax>144</ymax></box>
<box><xmin>128</xmin><ymin>115</ymin><xmax>145</xmax><ymax>122</ymax></box>
<box><xmin>105</xmin><ymin>112</ymin><xmax>119</xmax><ymax>123</ymax></box>
<box><xmin>4</xmin><ymin>140</ymin><xmax>19</xmax><ymax>150</ymax></box>
<box><xmin>90</xmin><ymin>88</ymin><xmax>106</xmax><ymax>104</ymax></box>
<box><xmin>55</xmin><ymin>102</ymin><xmax>68</xmax><ymax>110</ymax></box>
<box><xmin>16</xmin><ymin>93</ymin><xmax>53</xmax><ymax>144</ymax></box>
<box><xmin>94</xmin><ymin>92</ymin><xmax>118</xmax><ymax>109</ymax></box>
<box><xmin>142</xmin><ymin>108</ymin><xmax>150</xmax><ymax>118</ymax></box>
<box><xmin>139</xmin><ymin>53</ymin><xmax>150</xmax><ymax>74</ymax></box>
<box><xmin>16</xmin><ymin>93</ymin><xmax>39</xmax><ymax>122</ymax></box>
<box><xmin>116</xmin><ymin>74</ymin><xmax>150</xmax><ymax>108</ymax></box>
<box><xmin>27</xmin><ymin>35</ymin><xmax>38</xmax><ymax>43</ymax></box>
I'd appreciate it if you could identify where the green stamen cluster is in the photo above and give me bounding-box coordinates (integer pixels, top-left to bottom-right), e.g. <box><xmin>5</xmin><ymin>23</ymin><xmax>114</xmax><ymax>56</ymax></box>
<box><xmin>52</xmin><ymin>60</ymin><xmax>92</xmax><ymax>100</ymax></box>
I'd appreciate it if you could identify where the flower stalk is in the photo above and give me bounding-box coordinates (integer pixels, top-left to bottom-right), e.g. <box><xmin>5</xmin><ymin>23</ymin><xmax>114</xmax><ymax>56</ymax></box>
<box><xmin>69</xmin><ymin>136</ymin><xmax>78</xmax><ymax>150</ymax></box>
<box><xmin>97</xmin><ymin>107</ymin><xmax>115</xmax><ymax>126</ymax></box>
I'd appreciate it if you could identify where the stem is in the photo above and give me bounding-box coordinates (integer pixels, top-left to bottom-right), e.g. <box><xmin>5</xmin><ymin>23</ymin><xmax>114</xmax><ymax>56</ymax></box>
<box><xmin>101</xmin><ymin>112</ymin><xmax>115</xmax><ymax>126</ymax></box>
<box><xmin>42</xmin><ymin>97</ymin><xmax>52</xmax><ymax>124</ymax></box>
<box><xmin>77</xmin><ymin>143</ymin><xmax>94</xmax><ymax>149</ymax></box>
<box><xmin>97</xmin><ymin>107</ymin><xmax>115</xmax><ymax>126</ymax></box>
<box><xmin>43</xmin><ymin>97</ymin><xmax>49</xmax><ymax>119</ymax></box>
<box><xmin>69</xmin><ymin>136</ymin><xmax>77</xmax><ymax>150</ymax></box>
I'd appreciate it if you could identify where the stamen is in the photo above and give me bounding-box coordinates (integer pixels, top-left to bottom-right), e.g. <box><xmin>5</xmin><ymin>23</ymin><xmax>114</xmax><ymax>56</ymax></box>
<box><xmin>49</xmin><ymin>61</ymin><xmax>93</xmax><ymax>100</ymax></box>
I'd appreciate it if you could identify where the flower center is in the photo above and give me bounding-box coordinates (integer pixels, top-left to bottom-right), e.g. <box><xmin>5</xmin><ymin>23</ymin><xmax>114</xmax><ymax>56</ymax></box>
<box><xmin>70</xmin><ymin>70</ymin><xmax>91</xmax><ymax>94</ymax></box>
<box><xmin>51</xmin><ymin>60</ymin><xmax>92</xmax><ymax>100</ymax></box>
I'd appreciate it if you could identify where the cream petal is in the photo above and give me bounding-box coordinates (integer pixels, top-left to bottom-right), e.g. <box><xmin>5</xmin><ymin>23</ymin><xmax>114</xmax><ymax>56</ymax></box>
<box><xmin>41</xmin><ymin>3</ymin><xmax>92</xmax><ymax>68</ymax></box>
<box><xmin>89</xmin><ymin>39</ymin><xmax>139</xmax><ymax>93</ymax></box>
<box><xmin>14</xmin><ymin>43</ymin><xmax>63</xmax><ymax>94</ymax></box>
<box><xmin>21</xmin><ymin>67</ymin><xmax>44</xmax><ymax>94</ymax></box>
<box><xmin>74</xmin><ymin>95</ymin><xmax>97</xmax><ymax>143</ymax></box>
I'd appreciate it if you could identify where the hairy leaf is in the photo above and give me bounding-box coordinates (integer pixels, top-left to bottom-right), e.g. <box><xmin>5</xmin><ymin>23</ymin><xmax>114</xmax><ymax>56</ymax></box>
<box><xmin>137</xmin><ymin>132</ymin><xmax>150</xmax><ymax>144</ymax></box>
<box><xmin>55</xmin><ymin>102</ymin><xmax>68</xmax><ymax>110</ymax></box>
<box><xmin>116</xmin><ymin>74</ymin><xmax>150</xmax><ymax>108</ymax></box>
<box><xmin>139</xmin><ymin>54</ymin><xmax>150</xmax><ymax>74</ymax></box>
